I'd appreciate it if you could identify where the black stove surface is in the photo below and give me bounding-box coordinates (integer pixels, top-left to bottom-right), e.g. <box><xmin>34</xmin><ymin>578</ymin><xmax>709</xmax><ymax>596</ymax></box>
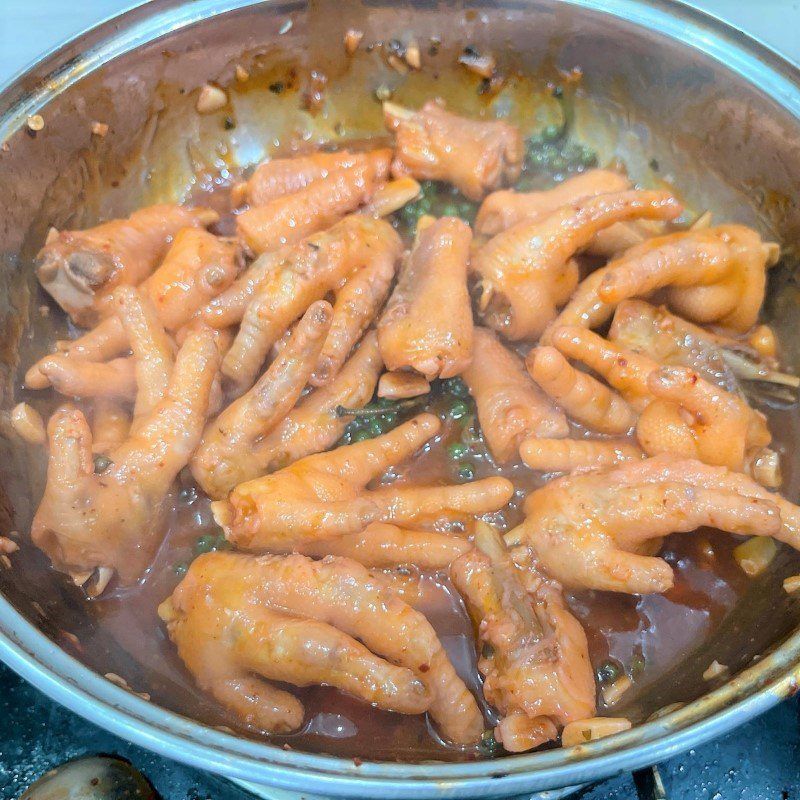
<box><xmin>0</xmin><ymin>661</ymin><xmax>797</xmax><ymax>799</ymax></box>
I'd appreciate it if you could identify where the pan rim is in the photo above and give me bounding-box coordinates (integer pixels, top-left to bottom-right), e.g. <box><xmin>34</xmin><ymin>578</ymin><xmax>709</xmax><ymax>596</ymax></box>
<box><xmin>1</xmin><ymin>0</ymin><xmax>800</xmax><ymax>795</ymax></box>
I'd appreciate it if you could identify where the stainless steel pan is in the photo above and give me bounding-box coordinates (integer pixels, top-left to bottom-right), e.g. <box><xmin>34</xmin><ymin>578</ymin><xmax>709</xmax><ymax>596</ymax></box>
<box><xmin>1</xmin><ymin>1</ymin><xmax>800</xmax><ymax>797</ymax></box>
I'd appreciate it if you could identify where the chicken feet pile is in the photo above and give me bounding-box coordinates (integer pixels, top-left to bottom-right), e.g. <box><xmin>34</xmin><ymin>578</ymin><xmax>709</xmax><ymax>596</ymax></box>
<box><xmin>18</xmin><ymin>95</ymin><xmax>800</xmax><ymax>758</ymax></box>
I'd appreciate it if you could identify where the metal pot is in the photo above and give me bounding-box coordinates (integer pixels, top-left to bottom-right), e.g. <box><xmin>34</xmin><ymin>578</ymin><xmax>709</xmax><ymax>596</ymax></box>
<box><xmin>1</xmin><ymin>1</ymin><xmax>800</xmax><ymax>797</ymax></box>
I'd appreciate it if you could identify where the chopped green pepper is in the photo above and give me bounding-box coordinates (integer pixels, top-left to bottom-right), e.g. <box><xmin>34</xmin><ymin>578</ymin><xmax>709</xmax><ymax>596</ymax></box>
<box><xmin>395</xmin><ymin>180</ymin><xmax>479</xmax><ymax>231</ymax></box>
<box><xmin>449</xmin><ymin>400</ymin><xmax>470</xmax><ymax>421</ymax></box>
<box><xmin>456</xmin><ymin>462</ymin><xmax>476</xmax><ymax>482</ymax></box>
<box><xmin>630</xmin><ymin>648</ymin><xmax>646</xmax><ymax>678</ymax></box>
<box><xmin>194</xmin><ymin>532</ymin><xmax>231</xmax><ymax>555</ymax></box>
<box><xmin>596</xmin><ymin>658</ymin><xmax>623</xmax><ymax>685</ymax></box>
<box><xmin>93</xmin><ymin>454</ymin><xmax>113</xmax><ymax>474</ymax></box>
<box><xmin>541</xmin><ymin>123</ymin><xmax>562</xmax><ymax>142</ymax></box>
<box><xmin>447</xmin><ymin>442</ymin><xmax>471</xmax><ymax>460</ymax></box>
<box><xmin>479</xmin><ymin>729</ymin><xmax>503</xmax><ymax>757</ymax></box>
<box><xmin>523</xmin><ymin>137</ymin><xmax>598</xmax><ymax>179</ymax></box>
<box><xmin>367</xmin><ymin>419</ymin><xmax>385</xmax><ymax>438</ymax></box>
<box><xmin>460</xmin><ymin>416</ymin><xmax>483</xmax><ymax>447</ymax></box>
<box><xmin>442</xmin><ymin>376</ymin><xmax>470</xmax><ymax>398</ymax></box>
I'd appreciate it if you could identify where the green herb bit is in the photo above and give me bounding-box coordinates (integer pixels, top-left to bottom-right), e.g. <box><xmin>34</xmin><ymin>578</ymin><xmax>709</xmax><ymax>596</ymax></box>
<box><xmin>447</xmin><ymin>442</ymin><xmax>470</xmax><ymax>461</ymax></box>
<box><xmin>337</xmin><ymin>415</ymin><xmax>371</xmax><ymax>446</ymax></box>
<box><xmin>395</xmin><ymin>180</ymin><xmax>478</xmax><ymax>227</ymax></box>
<box><xmin>524</xmin><ymin>138</ymin><xmax>598</xmax><ymax>177</ymax></box>
<box><xmin>448</xmin><ymin>400</ymin><xmax>470</xmax><ymax>421</ymax></box>
<box><xmin>445</xmin><ymin>196</ymin><xmax>479</xmax><ymax>224</ymax></box>
<box><xmin>173</xmin><ymin>561</ymin><xmax>189</xmax><ymax>577</ymax></box>
<box><xmin>460</xmin><ymin>415</ymin><xmax>484</xmax><ymax>447</ymax></box>
<box><xmin>541</xmin><ymin>123</ymin><xmax>562</xmax><ymax>142</ymax></box>
<box><xmin>458</xmin><ymin>201</ymin><xmax>475</xmax><ymax>217</ymax></box>
<box><xmin>596</xmin><ymin>658</ymin><xmax>623</xmax><ymax>685</ymax></box>
<box><xmin>523</xmin><ymin>80</ymin><xmax>595</xmax><ymax>176</ymax></box>
<box><xmin>456</xmin><ymin>462</ymin><xmax>476</xmax><ymax>482</ymax></box>
<box><xmin>479</xmin><ymin>729</ymin><xmax>503</xmax><ymax>757</ymax></box>
<box><xmin>576</xmin><ymin>144</ymin><xmax>598</xmax><ymax>167</ymax></box>
<box><xmin>442</xmin><ymin>376</ymin><xmax>470</xmax><ymax>398</ymax></box>
<box><xmin>194</xmin><ymin>532</ymin><xmax>231</xmax><ymax>555</ymax></box>
<box><xmin>396</xmin><ymin>180</ymin><xmax>437</xmax><ymax>227</ymax></box>
<box><xmin>630</xmin><ymin>648</ymin><xmax>646</xmax><ymax>678</ymax></box>
<box><xmin>367</xmin><ymin>419</ymin><xmax>385</xmax><ymax>438</ymax></box>
<box><xmin>93</xmin><ymin>454</ymin><xmax>113</xmax><ymax>474</ymax></box>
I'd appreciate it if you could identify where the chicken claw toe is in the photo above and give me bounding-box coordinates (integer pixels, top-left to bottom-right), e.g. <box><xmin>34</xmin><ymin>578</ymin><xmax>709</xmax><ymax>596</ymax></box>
<box><xmin>639</xmin><ymin>365</ymin><xmax>770</xmax><ymax>470</ymax></box>
<box><xmin>223</xmin><ymin>216</ymin><xmax>400</xmax><ymax>394</ymax></box>
<box><xmin>600</xmin><ymin>226</ymin><xmax>777</xmax><ymax>332</ymax></box>
<box><xmin>236</xmin><ymin>156</ymin><xmax>388</xmax><ymax>256</ymax></box>
<box><xmin>212</xmin><ymin>414</ymin><xmax>514</xmax><ymax>550</ymax></box>
<box><xmin>385</xmin><ymin>101</ymin><xmax>522</xmax><ymax>200</ymax></box>
<box><xmin>210</xmin><ymin>675</ymin><xmax>306</xmax><ymax>734</ymax></box>
<box><xmin>463</xmin><ymin>328</ymin><xmax>568</xmax><ymax>463</ymax></box>
<box><xmin>232</xmin><ymin>607</ymin><xmax>430</xmax><ymax>714</ymax></box>
<box><xmin>295</xmin><ymin>523</ymin><xmax>472</xmax><ymax>569</ymax></box>
<box><xmin>248</xmin><ymin>331</ymin><xmax>383</xmax><ymax>476</ymax></box>
<box><xmin>312</xmin><ymin>246</ymin><xmax>395</xmax><ymax>386</ymax></box>
<box><xmin>32</xmin><ymin>314</ymin><xmax>220</xmax><ymax>585</ymax></box>
<box><xmin>378</xmin><ymin>216</ymin><xmax>474</xmax><ymax>381</ymax></box>
<box><xmin>25</xmin><ymin>355</ymin><xmax>137</xmax><ymax>400</ymax></box>
<box><xmin>233</xmin><ymin>149</ymin><xmax>392</xmax><ymax>207</ymax></box>
<box><xmin>473</xmin><ymin>190</ymin><xmax>682</xmax><ymax>340</ymax></box>
<box><xmin>191</xmin><ymin>300</ymin><xmax>334</xmax><ymax>498</ymax></box>
<box><xmin>214</xmin><ymin>413</ymin><xmax>512</xmax><ymax>551</ymax></box>
<box><xmin>527</xmin><ymin>345</ymin><xmax>637</xmax><ymax>435</ymax></box>
<box><xmin>451</xmin><ymin>523</ymin><xmax>595</xmax><ymax>752</ymax></box>
<box><xmin>47</xmin><ymin>228</ymin><xmax>240</xmax><ymax>366</ymax></box>
<box><xmin>162</xmin><ymin>552</ymin><xmax>481</xmax><ymax>742</ymax></box>
<box><xmin>36</xmin><ymin>204</ymin><xmax>217</xmax><ymax>326</ymax></box>
<box><xmin>520</xmin><ymin>437</ymin><xmax>643</xmax><ymax>474</ymax></box>
<box><xmin>112</xmin><ymin>285</ymin><xmax>175</xmax><ymax>425</ymax></box>
<box><xmin>507</xmin><ymin>456</ymin><xmax>789</xmax><ymax>594</ymax></box>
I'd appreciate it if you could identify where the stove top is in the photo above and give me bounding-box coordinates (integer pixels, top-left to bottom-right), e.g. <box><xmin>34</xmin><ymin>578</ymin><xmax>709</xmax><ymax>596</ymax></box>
<box><xmin>1</xmin><ymin>662</ymin><xmax>798</xmax><ymax>800</ymax></box>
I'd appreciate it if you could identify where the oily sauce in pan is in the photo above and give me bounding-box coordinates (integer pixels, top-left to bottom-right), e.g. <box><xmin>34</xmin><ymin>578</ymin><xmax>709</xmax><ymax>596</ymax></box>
<box><xmin>9</xmin><ymin>52</ymin><xmax>800</xmax><ymax>762</ymax></box>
